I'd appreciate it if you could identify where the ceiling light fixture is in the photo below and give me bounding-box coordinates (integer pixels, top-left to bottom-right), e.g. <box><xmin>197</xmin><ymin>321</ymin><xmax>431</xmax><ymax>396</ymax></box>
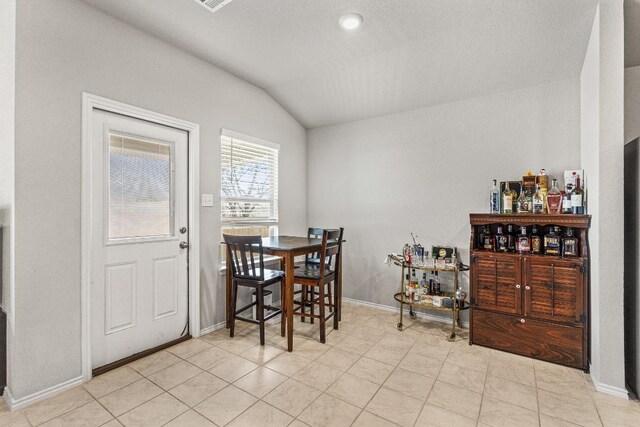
<box><xmin>339</xmin><ymin>13</ymin><xmax>363</xmax><ymax>31</ymax></box>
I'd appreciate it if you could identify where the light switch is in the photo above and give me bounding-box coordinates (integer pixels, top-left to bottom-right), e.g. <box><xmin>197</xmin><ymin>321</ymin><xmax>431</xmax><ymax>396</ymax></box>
<box><xmin>201</xmin><ymin>194</ymin><xmax>214</xmax><ymax>207</ymax></box>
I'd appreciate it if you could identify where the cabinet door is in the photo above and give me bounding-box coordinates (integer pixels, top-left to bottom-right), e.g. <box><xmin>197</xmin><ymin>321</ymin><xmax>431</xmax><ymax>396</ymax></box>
<box><xmin>523</xmin><ymin>258</ymin><xmax>584</xmax><ymax>324</ymax></box>
<box><xmin>471</xmin><ymin>253</ymin><xmax>522</xmax><ymax>314</ymax></box>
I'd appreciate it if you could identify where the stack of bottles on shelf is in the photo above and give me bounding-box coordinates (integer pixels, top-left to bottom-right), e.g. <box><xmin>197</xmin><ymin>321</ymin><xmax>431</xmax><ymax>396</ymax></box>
<box><xmin>489</xmin><ymin>169</ymin><xmax>585</xmax><ymax>215</ymax></box>
<box><xmin>403</xmin><ymin>269</ymin><xmax>457</xmax><ymax>308</ymax></box>
<box><xmin>478</xmin><ymin>224</ymin><xmax>579</xmax><ymax>257</ymax></box>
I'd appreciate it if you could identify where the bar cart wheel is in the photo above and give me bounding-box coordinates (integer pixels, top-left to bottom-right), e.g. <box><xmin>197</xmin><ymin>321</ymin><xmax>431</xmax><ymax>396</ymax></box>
<box><xmin>409</xmin><ymin>309</ymin><xmax>417</xmax><ymax>320</ymax></box>
<box><xmin>397</xmin><ymin>322</ymin><xmax>403</xmax><ymax>331</ymax></box>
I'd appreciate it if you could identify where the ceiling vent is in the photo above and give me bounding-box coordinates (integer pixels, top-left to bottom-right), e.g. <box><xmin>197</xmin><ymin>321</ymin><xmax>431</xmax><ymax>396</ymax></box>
<box><xmin>199</xmin><ymin>0</ymin><xmax>234</xmax><ymax>14</ymax></box>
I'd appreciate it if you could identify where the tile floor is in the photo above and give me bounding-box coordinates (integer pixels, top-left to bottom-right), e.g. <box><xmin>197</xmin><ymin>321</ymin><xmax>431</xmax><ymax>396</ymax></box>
<box><xmin>1</xmin><ymin>302</ymin><xmax>639</xmax><ymax>426</ymax></box>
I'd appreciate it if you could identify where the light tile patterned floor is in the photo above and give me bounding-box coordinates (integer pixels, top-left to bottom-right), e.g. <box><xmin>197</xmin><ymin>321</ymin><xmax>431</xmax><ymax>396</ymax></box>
<box><xmin>1</xmin><ymin>302</ymin><xmax>639</xmax><ymax>426</ymax></box>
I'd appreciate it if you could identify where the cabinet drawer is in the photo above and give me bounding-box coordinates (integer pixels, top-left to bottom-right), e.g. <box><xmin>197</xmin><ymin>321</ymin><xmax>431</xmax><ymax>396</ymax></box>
<box><xmin>472</xmin><ymin>310</ymin><xmax>584</xmax><ymax>369</ymax></box>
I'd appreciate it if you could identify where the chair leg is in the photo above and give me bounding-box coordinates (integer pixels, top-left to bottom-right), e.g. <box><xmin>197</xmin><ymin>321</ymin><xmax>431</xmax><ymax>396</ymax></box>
<box><xmin>301</xmin><ymin>286</ymin><xmax>306</xmax><ymax>323</ymax></box>
<box><xmin>327</xmin><ymin>281</ymin><xmax>333</xmax><ymax>312</ymax></box>
<box><xmin>257</xmin><ymin>286</ymin><xmax>265</xmax><ymax>346</ymax></box>
<box><xmin>230</xmin><ymin>280</ymin><xmax>238</xmax><ymax>338</ymax></box>
<box><xmin>318</xmin><ymin>284</ymin><xmax>326</xmax><ymax>343</ymax></box>
<box><xmin>333</xmin><ymin>280</ymin><xmax>339</xmax><ymax>330</ymax></box>
<box><xmin>310</xmin><ymin>286</ymin><xmax>315</xmax><ymax>325</ymax></box>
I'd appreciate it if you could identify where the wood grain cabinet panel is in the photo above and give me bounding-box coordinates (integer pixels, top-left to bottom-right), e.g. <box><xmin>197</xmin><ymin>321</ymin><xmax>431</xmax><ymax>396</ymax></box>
<box><xmin>469</xmin><ymin>214</ymin><xmax>590</xmax><ymax>372</ymax></box>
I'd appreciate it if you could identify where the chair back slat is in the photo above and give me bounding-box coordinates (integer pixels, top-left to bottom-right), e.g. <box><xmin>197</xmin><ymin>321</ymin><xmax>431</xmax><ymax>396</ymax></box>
<box><xmin>317</xmin><ymin>228</ymin><xmax>344</xmax><ymax>281</ymax></box>
<box><xmin>223</xmin><ymin>234</ymin><xmax>265</xmax><ymax>281</ymax></box>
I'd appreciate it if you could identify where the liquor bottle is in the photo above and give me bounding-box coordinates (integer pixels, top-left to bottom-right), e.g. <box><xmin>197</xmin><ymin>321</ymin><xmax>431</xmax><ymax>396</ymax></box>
<box><xmin>420</xmin><ymin>273</ymin><xmax>427</xmax><ymax>290</ymax></box>
<box><xmin>506</xmin><ymin>224</ymin><xmax>516</xmax><ymax>252</ymax></box>
<box><xmin>429</xmin><ymin>271</ymin><xmax>436</xmax><ymax>295</ymax></box>
<box><xmin>489</xmin><ymin>179</ymin><xmax>500</xmax><ymax>214</ymax></box>
<box><xmin>405</xmin><ymin>273</ymin><xmax>410</xmax><ymax>297</ymax></box>
<box><xmin>434</xmin><ymin>272</ymin><xmax>441</xmax><ymax>296</ymax></box>
<box><xmin>494</xmin><ymin>225</ymin><xmax>508</xmax><ymax>252</ymax></box>
<box><xmin>562</xmin><ymin>228</ymin><xmax>579</xmax><ymax>257</ymax></box>
<box><xmin>562</xmin><ymin>183</ymin><xmax>573</xmax><ymax>214</ymax></box>
<box><xmin>482</xmin><ymin>226</ymin><xmax>494</xmax><ymax>250</ymax></box>
<box><xmin>502</xmin><ymin>182</ymin><xmax>516</xmax><ymax>214</ymax></box>
<box><xmin>516</xmin><ymin>188</ymin><xmax>529</xmax><ymax>213</ymax></box>
<box><xmin>537</xmin><ymin>169</ymin><xmax>549</xmax><ymax>212</ymax></box>
<box><xmin>571</xmin><ymin>176</ymin><xmax>585</xmax><ymax>214</ymax></box>
<box><xmin>543</xmin><ymin>226</ymin><xmax>561</xmax><ymax>256</ymax></box>
<box><xmin>546</xmin><ymin>179</ymin><xmax>562</xmax><ymax>214</ymax></box>
<box><xmin>530</xmin><ymin>225</ymin><xmax>542</xmax><ymax>254</ymax></box>
<box><xmin>411</xmin><ymin>269</ymin><xmax>419</xmax><ymax>287</ymax></box>
<box><xmin>532</xmin><ymin>184</ymin><xmax>545</xmax><ymax>214</ymax></box>
<box><xmin>516</xmin><ymin>226</ymin><xmax>531</xmax><ymax>254</ymax></box>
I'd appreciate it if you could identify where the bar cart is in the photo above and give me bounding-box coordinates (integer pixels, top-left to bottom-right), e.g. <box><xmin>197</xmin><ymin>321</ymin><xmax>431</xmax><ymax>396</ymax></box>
<box><xmin>390</xmin><ymin>254</ymin><xmax>469</xmax><ymax>341</ymax></box>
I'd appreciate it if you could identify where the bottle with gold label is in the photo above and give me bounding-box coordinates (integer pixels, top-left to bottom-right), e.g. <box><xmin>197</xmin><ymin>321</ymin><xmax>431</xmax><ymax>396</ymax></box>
<box><xmin>544</xmin><ymin>226</ymin><xmax>561</xmax><ymax>256</ymax></box>
<box><xmin>494</xmin><ymin>225</ymin><xmax>508</xmax><ymax>252</ymax></box>
<box><xmin>516</xmin><ymin>188</ymin><xmax>529</xmax><ymax>213</ymax></box>
<box><xmin>532</xmin><ymin>184</ymin><xmax>545</xmax><ymax>214</ymax></box>
<box><xmin>536</xmin><ymin>169</ymin><xmax>549</xmax><ymax>212</ymax></box>
<box><xmin>562</xmin><ymin>228</ymin><xmax>579</xmax><ymax>257</ymax></box>
<box><xmin>502</xmin><ymin>182</ymin><xmax>516</xmax><ymax>214</ymax></box>
<box><xmin>530</xmin><ymin>225</ymin><xmax>542</xmax><ymax>254</ymax></box>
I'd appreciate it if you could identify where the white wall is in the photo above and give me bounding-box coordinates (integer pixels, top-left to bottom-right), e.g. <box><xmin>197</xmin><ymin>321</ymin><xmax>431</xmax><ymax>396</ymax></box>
<box><xmin>0</xmin><ymin>0</ymin><xmax>16</xmax><ymax>399</ymax></box>
<box><xmin>580</xmin><ymin>1</ymin><xmax>627</xmax><ymax>396</ymax></box>
<box><xmin>307</xmin><ymin>79</ymin><xmax>581</xmax><ymax>316</ymax></box>
<box><xmin>9</xmin><ymin>0</ymin><xmax>306</xmax><ymax>402</ymax></box>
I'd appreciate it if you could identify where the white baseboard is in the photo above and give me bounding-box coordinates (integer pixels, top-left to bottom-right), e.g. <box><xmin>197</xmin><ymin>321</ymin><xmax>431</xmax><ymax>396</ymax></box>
<box><xmin>342</xmin><ymin>297</ymin><xmax>469</xmax><ymax>328</ymax></box>
<box><xmin>4</xmin><ymin>375</ymin><xmax>84</xmax><ymax>411</ymax></box>
<box><xmin>200</xmin><ymin>320</ymin><xmax>226</xmax><ymax>336</ymax></box>
<box><xmin>590</xmin><ymin>369</ymin><xmax>629</xmax><ymax>399</ymax></box>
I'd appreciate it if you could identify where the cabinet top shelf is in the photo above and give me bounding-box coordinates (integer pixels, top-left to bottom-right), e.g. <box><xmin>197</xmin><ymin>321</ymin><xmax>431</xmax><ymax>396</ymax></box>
<box><xmin>469</xmin><ymin>213</ymin><xmax>591</xmax><ymax>228</ymax></box>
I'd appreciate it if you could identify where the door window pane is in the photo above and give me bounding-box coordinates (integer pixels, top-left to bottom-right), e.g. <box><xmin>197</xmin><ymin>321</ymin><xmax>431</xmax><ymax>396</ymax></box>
<box><xmin>108</xmin><ymin>134</ymin><xmax>173</xmax><ymax>240</ymax></box>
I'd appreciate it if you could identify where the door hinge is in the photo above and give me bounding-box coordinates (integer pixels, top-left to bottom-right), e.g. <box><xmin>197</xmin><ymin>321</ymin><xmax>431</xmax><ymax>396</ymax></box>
<box><xmin>579</xmin><ymin>313</ymin><xmax>586</xmax><ymax>324</ymax></box>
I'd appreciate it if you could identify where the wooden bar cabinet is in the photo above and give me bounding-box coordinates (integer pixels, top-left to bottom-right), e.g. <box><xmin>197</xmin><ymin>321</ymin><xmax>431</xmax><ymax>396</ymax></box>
<box><xmin>469</xmin><ymin>213</ymin><xmax>591</xmax><ymax>372</ymax></box>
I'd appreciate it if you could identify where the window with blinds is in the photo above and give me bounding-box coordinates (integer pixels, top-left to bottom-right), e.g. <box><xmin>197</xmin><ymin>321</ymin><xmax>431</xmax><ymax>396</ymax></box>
<box><xmin>220</xmin><ymin>132</ymin><xmax>279</xmax><ymax>224</ymax></box>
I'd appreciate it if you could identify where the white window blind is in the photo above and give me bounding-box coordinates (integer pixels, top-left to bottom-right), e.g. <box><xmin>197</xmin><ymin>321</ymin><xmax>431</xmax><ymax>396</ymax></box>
<box><xmin>221</xmin><ymin>132</ymin><xmax>279</xmax><ymax>223</ymax></box>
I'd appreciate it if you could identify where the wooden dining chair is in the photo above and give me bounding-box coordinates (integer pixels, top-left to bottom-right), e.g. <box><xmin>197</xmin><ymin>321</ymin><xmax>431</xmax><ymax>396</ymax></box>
<box><xmin>293</xmin><ymin>228</ymin><xmax>343</xmax><ymax>343</ymax></box>
<box><xmin>223</xmin><ymin>234</ymin><xmax>284</xmax><ymax>346</ymax></box>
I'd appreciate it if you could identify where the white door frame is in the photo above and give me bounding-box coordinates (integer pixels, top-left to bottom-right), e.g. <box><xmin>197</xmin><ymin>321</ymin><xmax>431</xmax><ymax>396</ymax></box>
<box><xmin>81</xmin><ymin>93</ymin><xmax>200</xmax><ymax>381</ymax></box>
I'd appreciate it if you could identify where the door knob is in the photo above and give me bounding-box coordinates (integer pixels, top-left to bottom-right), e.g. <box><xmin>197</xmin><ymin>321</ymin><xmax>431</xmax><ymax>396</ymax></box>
<box><xmin>179</xmin><ymin>241</ymin><xmax>189</xmax><ymax>249</ymax></box>
<box><xmin>520</xmin><ymin>318</ymin><xmax>526</xmax><ymax>323</ymax></box>
<box><xmin>525</xmin><ymin>286</ymin><xmax>531</xmax><ymax>291</ymax></box>
<box><xmin>515</xmin><ymin>284</ymin><xmax>521</xmax><ymax>289</ymax></box>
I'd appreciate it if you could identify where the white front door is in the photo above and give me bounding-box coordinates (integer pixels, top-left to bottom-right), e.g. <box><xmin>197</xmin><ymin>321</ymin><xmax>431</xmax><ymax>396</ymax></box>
<box><xmin>91</xmin><ymin>109</ymin><xmax>189</xmax><ymax>369</ymax></box>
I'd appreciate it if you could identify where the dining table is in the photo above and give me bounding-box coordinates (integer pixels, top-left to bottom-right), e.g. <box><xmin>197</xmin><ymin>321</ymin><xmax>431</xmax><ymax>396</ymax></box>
<box><xmin>225</xmin><ymin>235</ymin><xmax>342</xmax><ymax>352</ymax></box>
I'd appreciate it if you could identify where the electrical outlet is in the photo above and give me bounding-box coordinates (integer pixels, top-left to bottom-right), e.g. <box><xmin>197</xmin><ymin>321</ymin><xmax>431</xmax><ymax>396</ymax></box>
<box><xmin>201</xmin><ymin>194</ymin><xmax>214</xmax><ymax>207</ymax></box>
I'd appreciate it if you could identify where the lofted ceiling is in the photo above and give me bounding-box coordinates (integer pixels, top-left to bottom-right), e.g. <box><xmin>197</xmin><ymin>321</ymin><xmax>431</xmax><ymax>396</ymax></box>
<box><xmin>82</xmin><ymin>0</ymin><xmax>599</xmax><ymax>128</ymax></box>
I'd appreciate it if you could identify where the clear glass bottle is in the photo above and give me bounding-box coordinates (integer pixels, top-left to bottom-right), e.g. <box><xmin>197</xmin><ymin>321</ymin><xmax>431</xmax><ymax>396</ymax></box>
<box><xmin>571</xmin><ymin>177</ymin><xmax>585</xmax><ymax>214</ymax></box>
<box><xmin>434</xmin><ymin>272</ymin><xmax>441</xmax><ymax>296</ymax></box>
<box><xmin>516</xmin><ymin>226</ymin><xmax>531</xmax><ymax>254</ymax></box>
<box><xmin>562</xmin><ymin>228</ymin><xmax>579</xmax><ymax>257</ymax></box>
<box><xmin>546</xmin><ymin>179</ymin><xmax>562</xmax><ymax>214</ymax></box>
<box><xmin>489</xmin><ymin>179</ymin><xmax>500</xmax><ymax>214</ymax></box>
<box><xmin>506</xmin><ymin>224</ymin><xmax>516</xmax><ymax>252</ymax></box>
<box><xmin>502</xmin><ymin>182</ymin><xmax>516</xmax><ymax>214</ymax></box>
<box><xmin>543</xmin><ymin>226</ymin><xmax>561</xmax><ymax>256</ymax></box>
<box><xmin>405</xmin><ymin>273</ymin><xmax>410</xmax><ymax>297</ymax></box>
<box><xmin>420</xmin><ymin>272</ymin><xmax>427</xmax><ymax>290</ymax></box>
<box><xmin>494</xmin><ymin>225</ymin><xmax>508</xmax><ymax>252</ymax></box>
<box><xmin>562</xmin><ymin>183</ymin><xmax>573</xmax><ymax>214</ymax></box>
<box><xmin>532</xmin><ymin>184</ymin><xmax>545</xmax><ymax>214</ymax></box>
<box><xmin>516</xmin><ymin>187</ymin><xmax>529</xmax><ymax>213</ymax></box>
<box><xmin>530</xmin><ymin>225</ymin><xmax>542</xmax><ymax>254</ymax></box>
<box><xmin>429</xmin><ymin>271</ymin><xmax>436</xmax><ymax>295</ymax></box>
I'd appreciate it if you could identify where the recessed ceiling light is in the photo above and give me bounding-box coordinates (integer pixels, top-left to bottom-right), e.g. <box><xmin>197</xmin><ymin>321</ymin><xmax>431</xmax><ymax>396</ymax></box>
<box><xmin>339</xmin><ymin>13</ymin><xmax>363</xmax><ymax>31</ymax></box>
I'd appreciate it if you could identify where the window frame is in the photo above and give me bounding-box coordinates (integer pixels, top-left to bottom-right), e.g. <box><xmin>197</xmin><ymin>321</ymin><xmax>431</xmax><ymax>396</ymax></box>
<box><xmin>219</xmin><ymin>129</ymin><xmax>280</xmax><ymax>269</ymax></box>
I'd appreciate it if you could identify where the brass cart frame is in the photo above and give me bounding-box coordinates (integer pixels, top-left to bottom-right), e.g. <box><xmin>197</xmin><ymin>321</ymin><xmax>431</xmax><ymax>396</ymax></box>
<box><xmin>391</xmin><ymin>255</ymin><xmax>469</xmax><ymax>340</ymax></box>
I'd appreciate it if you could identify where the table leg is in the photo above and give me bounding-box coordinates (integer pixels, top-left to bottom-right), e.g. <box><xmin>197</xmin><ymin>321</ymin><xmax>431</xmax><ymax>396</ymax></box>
<box><xmin>280</xmin><ymin>257</ymin><xmax>286</xmax><ymax>337</ymax></box>
<box><xmin>286</xmin><ymin>253</ymin><xmax>295</xmax><ymax>352</ymax></box>
<box><xmin>338</xmin><ymin>250</ymin><xmax>343</xmax><ymax>322</ymax></box>
<box><xmin>226</xmin><ymin>255</ymin><xmax>232</xmax><ymax>329</ymax></box>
